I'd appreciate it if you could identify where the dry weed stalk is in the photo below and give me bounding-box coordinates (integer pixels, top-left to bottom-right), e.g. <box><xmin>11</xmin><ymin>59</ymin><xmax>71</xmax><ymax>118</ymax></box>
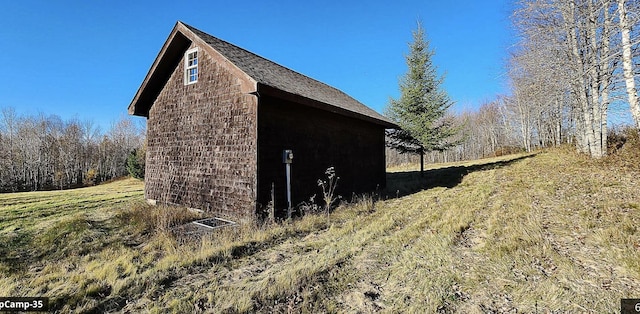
<box><xmin>318</xmin><ymin>166</ymin><xmax>340</xmax><ymax>219</ymax></box>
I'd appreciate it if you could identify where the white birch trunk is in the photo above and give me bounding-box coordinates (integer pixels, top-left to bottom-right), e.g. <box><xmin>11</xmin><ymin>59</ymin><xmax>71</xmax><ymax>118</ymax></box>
<box><xmin>618</xmin><ymin>0</ymin><xmax>640</xmax><ymax>130</ymax></box>
<box><xmin>587</xmin><ymin>0</ymin><xmax>603</xmax><ymax>158</ymax></box>
<box><xmin>565</xmin><ymin>1</ymin><xmax>593</xmax><ymax>155</ymax></box>
<box><xmin>600</xmin><ymin>1</ymin><xmax>612</xmax><ymax>154</ymax></box>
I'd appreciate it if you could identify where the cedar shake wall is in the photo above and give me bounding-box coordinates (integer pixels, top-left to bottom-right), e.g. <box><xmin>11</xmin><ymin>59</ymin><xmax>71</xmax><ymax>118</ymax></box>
<box><xmin>145</xmin><ymin>44</ymin><xmax>258</xmax><ymax>218</ymax></box>
<box><xmin>257</xmin><ymin>96</ymin><xmax>386</xmax><ymax>217</ymax></box>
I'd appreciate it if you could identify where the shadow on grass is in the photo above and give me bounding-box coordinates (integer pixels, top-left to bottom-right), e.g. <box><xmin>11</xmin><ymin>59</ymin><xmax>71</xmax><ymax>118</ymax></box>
<box><xmin>384</xmin><ymin>154</ymin><xmax>537</xmax><ymax>199</ymax></box>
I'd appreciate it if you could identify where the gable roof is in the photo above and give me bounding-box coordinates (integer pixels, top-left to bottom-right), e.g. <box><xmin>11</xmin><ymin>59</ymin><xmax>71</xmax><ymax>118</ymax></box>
<box><xmin>129</xmin><ymin>21</ymin><xmax>397</xmax><ymax>128</ymax></box>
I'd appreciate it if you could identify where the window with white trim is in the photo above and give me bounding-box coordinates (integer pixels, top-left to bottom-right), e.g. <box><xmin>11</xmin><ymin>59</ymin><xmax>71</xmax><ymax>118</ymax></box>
<box><xmin>184</xmin><ymin>48</ymin><xmax>198</xmax><ymax>85</ymax></box>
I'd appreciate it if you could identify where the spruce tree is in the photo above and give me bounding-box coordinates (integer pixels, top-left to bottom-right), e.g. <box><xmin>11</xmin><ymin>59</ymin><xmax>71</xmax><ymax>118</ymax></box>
<box><xmin>386</xmin><ymin>22</ymin><xmax>458</xmax><ymax>155</ymax></box>
<box><xmin>126</xmin><ymin>149</ymin><xmax>145</xmax><ymax>179</ymax></box>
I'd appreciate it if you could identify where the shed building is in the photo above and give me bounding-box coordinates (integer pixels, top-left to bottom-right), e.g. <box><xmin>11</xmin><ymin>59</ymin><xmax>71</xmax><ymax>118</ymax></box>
<box><xmin>128</xmin><ymin>21</ymin><xmax>397</xmax><ymax>219</ymax></box>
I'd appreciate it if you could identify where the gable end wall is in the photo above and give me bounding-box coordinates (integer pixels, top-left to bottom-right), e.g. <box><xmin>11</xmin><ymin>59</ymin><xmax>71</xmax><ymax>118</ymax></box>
<box><xmin>145</xmin><ymin>43</ymin><xmax>258</xmax><ymax>219</ymax></box>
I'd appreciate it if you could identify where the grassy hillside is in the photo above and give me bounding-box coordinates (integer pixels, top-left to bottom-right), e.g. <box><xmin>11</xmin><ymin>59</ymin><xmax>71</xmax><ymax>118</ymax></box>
<box><xmin>1</xmin><ymin>148</ymin><xmax>639</xmax><ymax>313</ymax></box>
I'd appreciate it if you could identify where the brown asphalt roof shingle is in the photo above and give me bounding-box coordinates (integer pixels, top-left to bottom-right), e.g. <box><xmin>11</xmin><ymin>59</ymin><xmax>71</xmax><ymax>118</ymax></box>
<box><xmin>130</xmin><ymin>22</ymin><xmax>396</xmax><ymax>128</ymax></box>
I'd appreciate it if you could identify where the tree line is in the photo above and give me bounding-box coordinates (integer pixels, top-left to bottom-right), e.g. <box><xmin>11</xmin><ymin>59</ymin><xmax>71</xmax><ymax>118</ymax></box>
<box><xmin>507</xmin><ymin>0</ymin><xmax>640</xmax><ymax>158</ymax></box>
<box><xmin>0</xmin><ymin>107</ymin><xmax>145</xmax><ymax>192</ymax></box>
<box><xmin>387</xmin><ymin>1</ymin><xmax>639</xmax><ymax>166</ymax></box>
<box><xmin>429</xmin><ymin>95</ymin><xmax>570</xmax><ymax>164</ymax></box>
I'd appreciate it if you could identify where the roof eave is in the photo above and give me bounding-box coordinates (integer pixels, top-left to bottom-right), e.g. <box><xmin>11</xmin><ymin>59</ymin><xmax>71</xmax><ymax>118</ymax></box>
<box><xmin>128</xmin><ymin>21</ymin><xmax>397</xmax><ymax>130</ymax></box>
<box><xmin>257</xmin><ymin>84</ymin><xmax>398</xmax><ymax>129</ymax></box>
<box><xmin>128</xmin><ymin>22</ymin><xmax>193</xmax><ymax>117</ymax></box>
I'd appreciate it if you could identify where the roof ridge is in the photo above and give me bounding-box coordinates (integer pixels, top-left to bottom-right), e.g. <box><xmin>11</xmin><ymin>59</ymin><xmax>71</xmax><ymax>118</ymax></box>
<box><xmin>182</xmin><ymin>23</ymin><xmax>351</xmax><ymax>95</ymax></box>
<box><xmin>180</xmin><ymin>22</ymin><xmax>396</xmax><ymax>127</ymax></box>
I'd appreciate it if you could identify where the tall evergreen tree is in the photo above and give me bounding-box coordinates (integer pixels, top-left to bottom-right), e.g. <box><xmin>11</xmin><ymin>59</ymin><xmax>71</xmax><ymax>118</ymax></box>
<box><xmin>386</xmin><ymin>22</ymin><xmax>458</xmax><ymax>155</ymax></box>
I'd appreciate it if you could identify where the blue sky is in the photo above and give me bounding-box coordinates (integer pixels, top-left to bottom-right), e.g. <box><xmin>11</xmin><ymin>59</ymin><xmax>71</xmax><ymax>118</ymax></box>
<box><xmin>0</xmin><ymin>1</ymin><xmax>515</xmax><ymax>131</ymax></box>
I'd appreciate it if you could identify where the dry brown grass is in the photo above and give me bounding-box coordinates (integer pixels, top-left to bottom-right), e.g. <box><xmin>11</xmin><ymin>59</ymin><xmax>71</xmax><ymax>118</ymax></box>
<box><xmin>1</xmin><ymin>148</ymin><xmax>639</xmax><ymax>313</ymax></box>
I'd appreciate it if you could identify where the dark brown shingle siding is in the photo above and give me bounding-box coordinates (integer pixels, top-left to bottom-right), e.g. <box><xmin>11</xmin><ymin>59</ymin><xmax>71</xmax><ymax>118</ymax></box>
<box><xmin>145</xmin><ymin>43</ymin><xmax>258</xmax><ymax>218</ymax></box>
<box><xmin>256</xmin><ymin>96</ymin><xmax>386</xmax><ymax>216</ymax></box>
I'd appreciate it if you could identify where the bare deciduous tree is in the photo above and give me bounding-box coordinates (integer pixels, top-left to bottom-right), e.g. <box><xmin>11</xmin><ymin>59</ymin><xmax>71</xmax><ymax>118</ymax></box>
<box><xmin>0</xmin><ymin>108</ymin><xmax>145</xmax><ymax>192</ymax></box>
<box><xmin>618</xmin><ymin>0</ymin><xmax>640</xmax><ymax>129</ymax></box>
<box><xmin>510</xmin><ymin>0</ymin><xmax>629</xmax><ymax>158</ymax></box>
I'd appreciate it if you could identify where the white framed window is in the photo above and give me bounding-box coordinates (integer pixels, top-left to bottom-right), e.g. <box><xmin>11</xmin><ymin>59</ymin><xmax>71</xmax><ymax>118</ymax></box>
<box><xmin>184</xmin><ymin>47</ymin><xmax>198</xmax><ymax>85</ymax></box>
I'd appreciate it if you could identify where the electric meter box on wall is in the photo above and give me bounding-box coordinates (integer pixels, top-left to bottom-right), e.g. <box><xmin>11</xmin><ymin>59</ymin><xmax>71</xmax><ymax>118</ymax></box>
<box><xmin>283</xmin><ymin>150</ymin><xmax>293</xmax><ymax>164</ymax></box>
